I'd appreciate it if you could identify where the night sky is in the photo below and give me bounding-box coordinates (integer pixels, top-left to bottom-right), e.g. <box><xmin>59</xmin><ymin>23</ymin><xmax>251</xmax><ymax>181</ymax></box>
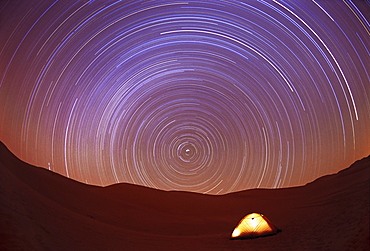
<box><xmin>0</xmin><ymin>0</ymin><xmax>369</xmax><ymax>194</ymax></box>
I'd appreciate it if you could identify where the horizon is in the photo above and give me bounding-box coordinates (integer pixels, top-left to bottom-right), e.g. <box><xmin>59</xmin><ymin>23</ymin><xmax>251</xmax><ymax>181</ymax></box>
<box><xmin>1</xmin><ymin>140</ymin><xmax>368</xmax><ymax>195</ymax></box>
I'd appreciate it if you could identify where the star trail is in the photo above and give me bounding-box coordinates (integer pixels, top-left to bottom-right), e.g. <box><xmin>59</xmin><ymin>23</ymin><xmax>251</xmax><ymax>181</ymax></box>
<box><xmin>0</xmin><ymin>0</ymin><xmax>369</xmax><ymax>194</ymax></box>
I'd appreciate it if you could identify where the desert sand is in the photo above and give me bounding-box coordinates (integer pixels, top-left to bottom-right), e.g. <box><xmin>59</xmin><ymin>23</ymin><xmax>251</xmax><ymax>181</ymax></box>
<box><xmin>0</xmin><ymin>141</ymin><xmax>369</xmax><ymax>250</ymax></box>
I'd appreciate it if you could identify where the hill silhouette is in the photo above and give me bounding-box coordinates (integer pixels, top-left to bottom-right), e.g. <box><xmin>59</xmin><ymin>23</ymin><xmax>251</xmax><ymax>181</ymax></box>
<box><xmin>0</xmin><ymin>142</ymin><xmax>369</xmax><ymax>250</ymax></box>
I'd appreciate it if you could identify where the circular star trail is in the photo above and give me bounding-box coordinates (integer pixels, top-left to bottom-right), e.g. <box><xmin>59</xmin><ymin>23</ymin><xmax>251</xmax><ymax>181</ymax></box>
<box><xmin>0</xmin><ymin>0</ymin><xmax>369</xmax><ymax>194</ymax></box>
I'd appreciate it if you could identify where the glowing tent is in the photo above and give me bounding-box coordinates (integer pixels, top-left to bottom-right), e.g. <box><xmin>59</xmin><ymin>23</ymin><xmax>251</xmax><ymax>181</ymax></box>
<box><xmin>231</xmin><ymin>213</ymin><xmax>280</xmax><ymax>239</ymax></box>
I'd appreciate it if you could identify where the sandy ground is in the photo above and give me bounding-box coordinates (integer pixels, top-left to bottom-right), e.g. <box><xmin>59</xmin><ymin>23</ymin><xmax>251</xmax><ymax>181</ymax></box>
<box><xmin>0</xmin><ymin>142</ymin><xmax>369</xmax><ymax>250</ymax></box>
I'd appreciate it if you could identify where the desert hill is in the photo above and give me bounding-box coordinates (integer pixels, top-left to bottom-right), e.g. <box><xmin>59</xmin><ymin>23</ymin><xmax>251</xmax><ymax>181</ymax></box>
<box><xmin>0</xmin><ymin>142</ymin><xmax>369</xmax><ymax>250</ymax></box>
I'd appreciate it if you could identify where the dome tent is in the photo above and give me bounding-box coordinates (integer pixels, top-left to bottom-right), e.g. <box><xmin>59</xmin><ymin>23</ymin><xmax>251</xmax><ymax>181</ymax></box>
<box><xmin>231</xmin><ymin>212</ymin><xmax>280</xmax><ymax>239</ymax></box>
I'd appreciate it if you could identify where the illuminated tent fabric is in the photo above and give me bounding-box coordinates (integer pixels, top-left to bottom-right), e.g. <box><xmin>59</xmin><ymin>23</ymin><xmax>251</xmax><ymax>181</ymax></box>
<box><xmin>231</xmin><ymin>213</ymin><xmax>280</xmax><ymax>239</ymax></box>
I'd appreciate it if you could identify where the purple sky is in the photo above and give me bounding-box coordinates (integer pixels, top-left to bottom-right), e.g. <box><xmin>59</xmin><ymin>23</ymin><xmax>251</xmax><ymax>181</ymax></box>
<box><xmin>0</xmin><ymin>0</ymin><xmax>369</xmax><ymax>194</ymax></box>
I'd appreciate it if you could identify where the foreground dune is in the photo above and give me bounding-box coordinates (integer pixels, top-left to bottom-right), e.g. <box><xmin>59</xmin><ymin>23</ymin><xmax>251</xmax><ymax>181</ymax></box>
<box><xmin>0</xmin><ymin>142</ymin><xmax>369</xmax><ymax>250</ymax></box>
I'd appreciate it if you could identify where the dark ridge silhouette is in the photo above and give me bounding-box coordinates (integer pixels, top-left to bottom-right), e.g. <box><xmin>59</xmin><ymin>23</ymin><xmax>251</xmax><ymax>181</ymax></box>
<box><xmin>0</xmin><ymin>141</ymin><xmax>369</xmax><ymax>250</ymax></box>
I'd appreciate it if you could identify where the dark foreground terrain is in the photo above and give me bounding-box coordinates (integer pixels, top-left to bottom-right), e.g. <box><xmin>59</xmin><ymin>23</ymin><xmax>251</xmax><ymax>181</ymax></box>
<box><xmin>0</xmin><ymin>142</ymin><xmax>369</xmax><ymax>250</ymax></box>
